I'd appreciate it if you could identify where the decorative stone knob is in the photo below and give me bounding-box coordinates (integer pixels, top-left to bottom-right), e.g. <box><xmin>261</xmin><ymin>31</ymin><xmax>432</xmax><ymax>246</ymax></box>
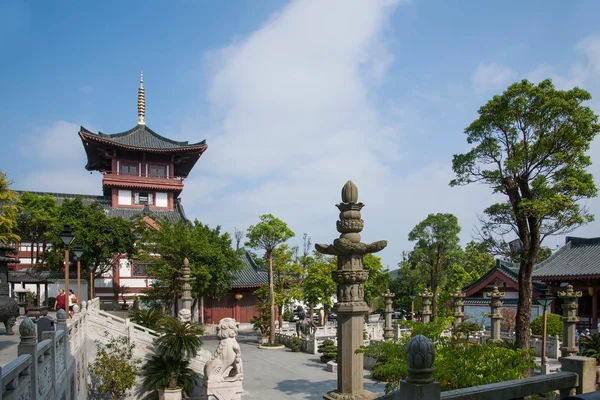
<box><xmin>19</xmin><ymin>317</ymin><xmax>35</xmax><ymax>338</ymax></box>
<box><xmin>184</xmin><ymin>257</ymin><xmax>189</xmax><ymax>267</ymax></box>
<box><xmin>406</xmin><ymin>334</ymin><xmax>435</xmax><ymax>384</ymax></box>
<box><xmin>57</xmin><ymin>309</ymin><xmax>67</xmax><ymax>321</ymax></box>
<box><xmin>341</xmin><ymin>181</ymin><xmax>359</xmax><ymax>203</ymax></box>
<box><xmin>81</xmin><ymin>301</ymin><xmax>87</xmax><ymax>310</ymax></box>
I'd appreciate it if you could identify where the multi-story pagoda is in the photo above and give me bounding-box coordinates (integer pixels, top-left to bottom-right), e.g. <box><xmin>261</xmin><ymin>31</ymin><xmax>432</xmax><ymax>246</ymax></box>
<box><xmin>78</xmin><ymin>73</ymin><xmax>207</xmax><ymax>212</ymax></box>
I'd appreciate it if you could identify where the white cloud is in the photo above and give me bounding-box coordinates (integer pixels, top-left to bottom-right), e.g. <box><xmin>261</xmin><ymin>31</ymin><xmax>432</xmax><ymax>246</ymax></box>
<box><xmin>471</xmin><ymin>62</ymin><xmax>516</xmax><ymax>94</ymax></box>
<box><xmin>16</xmin><ymin>120</ymin><xmax>101</xmax><ymax>195</ymax></box>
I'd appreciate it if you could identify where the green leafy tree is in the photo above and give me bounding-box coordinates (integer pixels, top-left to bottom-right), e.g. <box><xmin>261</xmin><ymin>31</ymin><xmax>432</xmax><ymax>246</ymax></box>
<box><xmin>406</xmin><ymin>213</ymin><xmax>462</xmax><ymax>320</ymax></box>
<box><xmin>363</xmin><ymin>254</ymin><xmax>390</xmax><ymax>312</ymax></box>
<box><xmin>54</xmin><ymin>198</ymin><xmax>136</xmax><ymax>299</ymax></box>
<box><xmin>530</xmin><ymin>313</ymin><xmax>562</xmax><ymax>336</ymax></box>
<box><xmin>0</xmin><ymin>171</ymin><xmax>20</xmax><ymax>244</ymax></box>
<box><xmin>450</xmin><ymin>79</ymin><xmax>599</xmax><ymax>349</ymax></box>
<box><xmin>137</xmin><ymin>218</ymin><xmax>242</xmax><ymax>313</ymax></box>
<box><xmin>246</xmin><ymin>214</ymin><xmax>295</xmax><ymax>344</ymax></box>
<box><xmin>303</xmin><ymin>252</ymin><xmax>337</xmax><ymax>320</ymax></box>
<box><xmin>270</xmin><ymin>244</ymin><xmax>303</xmax><ymax>328</ymax></box>
<box><xmin>88</xmin><ymin>334</ymin><xmax>141</xmax><ymax>400</ymax></box>
<box><xmin>16</xmin><ymin>192</ymin><xmax>60</xmax><ymax>268</ymax></box>
<box><xmin>462</xmin><ymin>240</ymin><xmax>495</xmax><ymax>279</ymax></box>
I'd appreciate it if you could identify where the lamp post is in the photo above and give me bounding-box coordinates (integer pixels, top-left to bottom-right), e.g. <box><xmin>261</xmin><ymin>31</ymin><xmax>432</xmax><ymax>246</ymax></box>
<box><xmin>59</xmin><ymin>225</ymin><xmax>75</xmax><ymax>307</ymax></box>
<box><xmin>536</xmin><ymin>288</ymin><xmax>554</xmax><ymax>374</ymax></box>
<box><xmin>73</xmin><ymin>243</ymin><xmax>84</xmax><ymax>308</ymax></box>
<box><xmin>409</xmin><ymin>293</ymin><xmax>416</xmax><ymax>321</ymax></box>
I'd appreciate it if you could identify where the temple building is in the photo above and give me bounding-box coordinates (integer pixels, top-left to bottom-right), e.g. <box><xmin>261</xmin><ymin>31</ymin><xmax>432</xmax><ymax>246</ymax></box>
<box><xmin>11</xmin><ymin>73</ymin><xmax>207</xmax><ymax>302</ymax></box>
<box><xmin>463</xmin><ymin>236</ymin><xmax>600</xmax><ymax>331</ymax></box>
<box><xmin>9</xmin><ymin>74</ymin><xmax>268</xmax><ymax>323</ymax></box>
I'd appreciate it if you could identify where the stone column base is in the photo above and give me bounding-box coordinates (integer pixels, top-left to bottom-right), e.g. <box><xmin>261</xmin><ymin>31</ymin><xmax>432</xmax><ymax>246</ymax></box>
<box><xmin>323</xmin><ymin>389</ymin><xmax>377</xmax><ymax>400</ymax></box>
<box><xmin>203</xmin><ymin>380</ymin><xmax>243</xmax><ymax>400</ymax></box>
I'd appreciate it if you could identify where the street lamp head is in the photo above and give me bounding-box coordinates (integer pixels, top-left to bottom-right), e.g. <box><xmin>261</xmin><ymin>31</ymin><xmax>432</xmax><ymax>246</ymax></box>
<box><xmin>508</xmin><ymin>238</ymin><xmax>524</xmax><ymax>254</ymax></box>
<box><xmin>536</xmin><ymin>288</ymin><xmax>554</xmax><ymax>309</ymax></box>
<box><xmin>73</xmin><ymin>243</ymin><xmax>84</xmax><ymax>259</ymax></box>
<box><xmin>59</xmin><ymin>225</ymin><xmax>75</xmax><ymax>246</ymax></box>
<box><xmin>409</xmin><ymin>293</ymin><xmax>416</xmax><ymax>301</ymax></box>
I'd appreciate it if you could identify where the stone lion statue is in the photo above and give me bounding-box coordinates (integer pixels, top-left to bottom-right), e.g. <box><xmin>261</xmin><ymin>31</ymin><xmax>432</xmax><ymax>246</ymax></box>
<box><xmin>177</xmin><ymin>308</ymin><xmax>191</xmax><ymax>323</ymax></box>
<box><xmin>204</xmin><ymin>317</ymin><xmax>243</xmax><ymax>383</ymax></box>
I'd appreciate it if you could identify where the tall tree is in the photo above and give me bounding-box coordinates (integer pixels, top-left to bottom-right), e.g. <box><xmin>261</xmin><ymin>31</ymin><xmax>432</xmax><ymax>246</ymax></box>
<box><xmin>363</xmin><ymin>254</ymin><xmax>390</xmax><ymax>312</ymax></box>
<box><xmin>406</xmin><ymin>213</ymin><xmax>462</xmax><ymax>321</ymax></box>
<box><xmin>462</xmin><ymin>240</ymin><xmax>496</xmax><ymax>279</ymax></box>
<box><xmin>451</xmin><ymin>79</ymin><xmax>599</xmax><ymax>349</ymax></box>
<box><xmin>246</xmin><ymin>214</ymin><xmax>295</xmax><ymax>344</ymax></box>
<box><xmin>138</xmin><ymin>218</ymin><xmax>242</xmax><ymax>314</ymax></box>
<box><xmin>55</xmin><ymin>198</ymin><xmax>136</xmax><ymax>299</ymax></box>
<box><xmin>234</xmin><ymin>227</ymin><xmax>244</xmax><ymax>251</ymax></box>
<box><xmin>270</xmin><ymin>244</ymin><xmax>303</xmax><ymax>328</ymax></box>
<box><xmin>303</xmin><ymin>252</ymin><xmax>336</xmax><ymax>322</ymax></box>
<box><xmin>0</xmin><ymin>171</ymin><xmax>19</xmax><ymax>244</ymax></box>
<box><xmin>16</xmin><ymin>192</ymin><xmax>60</xmax><ymax>269</ymax></box>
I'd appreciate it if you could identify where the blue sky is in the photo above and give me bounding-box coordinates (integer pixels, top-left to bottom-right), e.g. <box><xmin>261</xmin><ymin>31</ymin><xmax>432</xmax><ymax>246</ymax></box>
<box><xmin>2</xmin><ymin>0</ymin><xmax>600</xmax><ymax>269</ymax></box>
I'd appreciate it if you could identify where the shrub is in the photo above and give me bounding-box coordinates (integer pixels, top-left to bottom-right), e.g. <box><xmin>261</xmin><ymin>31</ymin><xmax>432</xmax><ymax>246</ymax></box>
<box><xmin>88</xmin><ymin>334</ymin><xmax>141</xmax><ymax>400</ymax></box>
<box><xmin>291</xmin><ymin>336</ymin><xmax>302</xmax><ymax>352</ymax></box>
<box><xmin>582</xmin><ymin>333</ymin><xmax>600</xmax><ymax>362</ymax></box>
<box><xmin>530</xmin><ymin>313</ymin><xmax>562</xmax><ymax>336</ymax></box>
<box><xmin>318</xmin><ymin>339</ymin><xmax>337</xmax><ymax>362</ymax></box>
<box><xmin>454</xmin><ymin>321</ymin><xmax>482</xmax><ymax>339</ymax></box>
<box><xmin>129</xmin><ymin>308</ymin><xmax>165</xmax><ymax>331</ymax></box>
<box><xmin>358</xmin><ymin>315</ymin><xmax>537</xmax><ymax>394</ymax></box>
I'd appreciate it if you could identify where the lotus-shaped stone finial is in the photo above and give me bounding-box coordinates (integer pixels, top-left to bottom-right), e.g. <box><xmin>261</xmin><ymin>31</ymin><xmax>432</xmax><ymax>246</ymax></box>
<box><xmin>341</xmin><ymin>181</ymin><xmax>358</xmax><ymax>203</ymax></box>
<box><xmin>19</xmin><ymin>317</ymin><xmax>35</xmax><ymax>338</ymax></box>
<box><xmin>57</xmin><ymin>308</ymin><xmax>67</xmax><ymax>321</ymax></box>
<box><xmin>406</xmin><ymin>334</ymin><xmax>434</xmax><ymax>370</ymax></box>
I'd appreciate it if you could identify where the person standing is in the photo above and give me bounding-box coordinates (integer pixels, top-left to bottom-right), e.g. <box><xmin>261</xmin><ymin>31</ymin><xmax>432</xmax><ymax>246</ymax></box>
<box><xmin>68</xmin><ymin>289</ymin><xmax>77</xmax><ymax>318</ymax></box>
<box><xmin>55</xmin><ymin>289</ymin><xmax>66</xmax><ymax>313</ymax></box>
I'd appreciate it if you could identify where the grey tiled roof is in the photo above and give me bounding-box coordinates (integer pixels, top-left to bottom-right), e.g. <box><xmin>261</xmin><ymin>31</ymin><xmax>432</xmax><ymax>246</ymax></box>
<box><xmin>80</xmin><ymin>125</ymin><xmax>206</xmax><ymax>150</ymax></box>
<box><xmin>16</xmin><ymin>191</ymin><xmax>186</xmax><ymax>223</ymax></box>
<box><xmin>8</xmin><ymin>270</ymin><xmax>80</xmax><ymax>283</ymax></box>
<box><xmin>462</xmin><ymin>259</ymin><xmax>546</xmax><ymax>293</ymax></box>
<box><xmin>231</xmin><ymin>252</ymin><xmax>269</xmax><ymax>288</ymax></box>
<box><xmin>533</xmin><ymin>237</ymin><xmax>600</xmax><ymax>278</ymax></box>
<box><xmin>464</xmin><ymin>297</ymin><xmax>519</xmax><ymax>306</ymax></box>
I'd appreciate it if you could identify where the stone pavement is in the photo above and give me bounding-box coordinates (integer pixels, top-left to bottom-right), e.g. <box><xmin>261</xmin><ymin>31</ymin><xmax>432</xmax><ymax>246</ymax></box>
<box><xmin>197</xmin><ymin>331</ymin><xmax>386</xmax><ymax>400</ymax></box>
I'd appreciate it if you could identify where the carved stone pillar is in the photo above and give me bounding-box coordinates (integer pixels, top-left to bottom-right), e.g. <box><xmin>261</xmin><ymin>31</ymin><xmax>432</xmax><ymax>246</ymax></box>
<box><xmin>451</xmin><ymin>291</ymin><xmax>466</xmax><ymax>327</ymax></box>
<box><xmin>558</xmin><ymin>284</ymin><xmax>582</xmax><ymax>357</ymax></box>
<box><xmin>179</xmin><ymin>258</ymin><xmax>193</xmax><ymax>322</ymax></box>
<box><xmin>383</xmin><ymin>289</ymin><xmax>395</xmax><ymax>342</ymax></box>
<box><xmin>420</xmin><ymin>289</ymin><xmax>433</xmax><ymax>324</ymax></box>
<box><xmin>486</xmin><ymin>286</ymin><xmax>504</xmax><ymax>344</ymax></box>
<box><xmin>316</xmin><ymin>181</ymin><xmax>387</xmax><ymax>400</ymax></box>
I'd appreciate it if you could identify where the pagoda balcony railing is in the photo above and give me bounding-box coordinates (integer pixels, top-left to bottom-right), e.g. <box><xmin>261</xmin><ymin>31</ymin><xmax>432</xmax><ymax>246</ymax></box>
<box><xmin>102</xmin><ymin>171</ymin><xmax>184</xmax><ymax>187</ymax></box>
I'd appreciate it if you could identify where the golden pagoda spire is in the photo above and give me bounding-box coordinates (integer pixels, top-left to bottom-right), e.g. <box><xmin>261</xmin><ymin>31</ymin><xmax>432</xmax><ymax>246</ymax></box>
<box><xmin>138</xmin><ymin>71</ymin><xmax>145</xmax><ymax>125</ymax></box>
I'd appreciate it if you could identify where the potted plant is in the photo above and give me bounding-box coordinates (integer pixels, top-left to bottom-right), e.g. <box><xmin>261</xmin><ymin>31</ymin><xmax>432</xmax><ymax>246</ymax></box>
<box><xmin>318</xmin><ymin>339</ymin><xmax>337</xmax><ymax>363</ymax></box>
<box><xmin>138</xmin><ymin>316</ymin><xmax>204</xmax><ymax>400</ymax></box>
<box><xmin>251</xmin><ymin>299</ymin><xmax>271</xmax><ymax>344</ymax></box>
<box><xmin>291</xmin><ymin>336</ymin><xmax>302</xmax><ymax>352</ymax></box>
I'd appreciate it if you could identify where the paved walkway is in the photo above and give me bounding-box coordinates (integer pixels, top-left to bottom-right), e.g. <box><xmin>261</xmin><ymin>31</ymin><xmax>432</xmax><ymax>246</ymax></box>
<box><xmin>197</xmin><ymin>331</ymin><xmax>386</xmax><ymax>400</ymax></box>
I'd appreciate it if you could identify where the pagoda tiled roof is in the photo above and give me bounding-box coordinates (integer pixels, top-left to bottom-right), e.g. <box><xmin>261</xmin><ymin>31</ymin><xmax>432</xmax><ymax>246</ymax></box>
<box><xmin>16</xmin><ymin>191</ymin><xmax>186</xmax><ymax>223</ymax></box>
<box><xmin>532</xmin><ymin>237</ymin><xmax>600</xmax><ymax>279</ymax></box>
<box><xmin>231</xmin><ymin>251</ymin><xmax>269</xmax><ymax>288</ymax></box>
<box><xmin>80</xmin><ymin>125</ymin><xmax>206</xmax><ymax>151</ymax></box>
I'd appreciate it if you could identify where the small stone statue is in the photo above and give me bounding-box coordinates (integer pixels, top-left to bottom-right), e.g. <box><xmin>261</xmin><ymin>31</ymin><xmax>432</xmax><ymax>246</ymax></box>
<box><xmin>204</xmin><ymin>317</ymin><xmax>243</xmax><ymax>383</ymax></box>
<box><xmin>178</xmin><ymin>308</ymin><xmax>191</xmax><ymax>323</ymax></box>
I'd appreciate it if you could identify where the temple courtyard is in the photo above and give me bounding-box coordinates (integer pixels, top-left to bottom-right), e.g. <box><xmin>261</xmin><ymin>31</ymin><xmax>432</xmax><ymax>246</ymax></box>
<box><xmin>0</xmin><ymin>314</ymin><xmax>386</xmax><ymax>399</ymax></box>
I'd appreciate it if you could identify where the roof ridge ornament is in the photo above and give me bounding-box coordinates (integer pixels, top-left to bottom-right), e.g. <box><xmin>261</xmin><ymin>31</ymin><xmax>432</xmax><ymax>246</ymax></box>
<box><xmin>138</xmin><ymin>71</ymin><xmax>146</xmax><ymax>125</ymax></box>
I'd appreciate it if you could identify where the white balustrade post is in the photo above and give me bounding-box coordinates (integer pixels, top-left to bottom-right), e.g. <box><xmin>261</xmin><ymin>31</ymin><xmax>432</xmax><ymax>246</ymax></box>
<box><xmin>42</xmin><ymin>331</ymin><xmax>58</xmax><ymax>391</ymax></box>
<box><xmin>56</xmin><ymin>309</ymin><xmax>71</xmax><ymax>400</ymax></box>
<box><xmin>125</xmin><ymin>318</ymin><xmax>135</xmax><ymax>343</ymax></box>
<box><xmin>17</xmin><ymin>318</ymin><xmax>38</xmax><ymax>400</ymax></box>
